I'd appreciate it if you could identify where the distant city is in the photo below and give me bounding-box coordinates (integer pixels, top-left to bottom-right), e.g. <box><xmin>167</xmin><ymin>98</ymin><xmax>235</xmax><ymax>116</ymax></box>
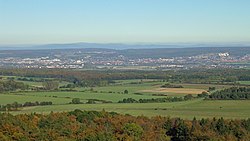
<box><xmin>0</xmin><ymin>47</ymin><xmax>250</xmax><ymax>70</ymax></box>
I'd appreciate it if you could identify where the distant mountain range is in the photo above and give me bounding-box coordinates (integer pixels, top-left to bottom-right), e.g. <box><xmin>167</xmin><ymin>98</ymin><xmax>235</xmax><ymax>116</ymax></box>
<box><xmin>0</xmin><ymin>42</ymin><xmax>250</xmax><ymax>50</ymax></box>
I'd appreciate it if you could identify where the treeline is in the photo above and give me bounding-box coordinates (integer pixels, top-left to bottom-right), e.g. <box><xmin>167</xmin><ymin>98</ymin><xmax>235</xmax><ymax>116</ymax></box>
<box><xmin>209</xmin><ymin>87</ymin><xmax>250</xmax><ymax>100</ymax></box>
<box><xmin>118</xmin><ymin>97</ymin><xmax>185</xmax><ymax>103</ymax></box>
<box><xmin>1</xmin><ymin>68</ymin><xmax>250</xmax><ymax>85</ymax></box>
<box><xmin>161</xmin><ymin>83</ymin><xmax>183</xmax><ymax>88</ymax></box>
<box><xmin>0</xmin><ymin>79</ymin><xmax>61</xmax><ymax>92</ymax></box>
<box><xmin>0</xmin><ymin>101</ymin><xmax>52</xmax><ymax>111</ymax></box>
<box><xmin>60</xmin><ymin>79</ymin><xmax>114</xmax><ymax>88</ymax></box>
<box><xmin>69</xmin><ymin>98</ymin><xmax>112</xmax><ymax>104</ymax></box>
<box><xmin>0</xmin><ymin>110</ymin><xmax>249</xmax><ymax>140</ymax></box>
<box><xmin>118</xmin><ymin>93</ymin><xmax>207</xmax><ymax>104</ymax></box>
<box><xmin>0</xmin><ymin>80</ymin><xmax>28</xmax><ymax>92</ymax></box>
<box><xmin>17</xmin><ymin>77</ymin><xmax>46</xmax><ymax>82</ymax></box>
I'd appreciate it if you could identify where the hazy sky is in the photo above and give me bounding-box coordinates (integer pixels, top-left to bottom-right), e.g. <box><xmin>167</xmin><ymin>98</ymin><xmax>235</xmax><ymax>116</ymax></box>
<box><xmin>0</xmin><ymin>0</ymin><xmax>250</xmax><ymax>45</ymax></box>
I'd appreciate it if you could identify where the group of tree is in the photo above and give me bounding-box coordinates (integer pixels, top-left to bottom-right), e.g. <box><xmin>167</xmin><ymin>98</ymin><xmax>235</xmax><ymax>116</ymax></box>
<box><xmin>209</xmin><ymin>87</ymin><xmax>250</xmax><ymax>100</ymax></box>
<box><xmin>197</xmin><ymin>91</ymin><xmax>209</xmax><ymax>98</ymax></box>
<box><xmin>118</xmin><ymin>93</ymin><xmax>209</xmax><ymax>104</ymax></box>
<box><xmin>0</xmin><ymin>101</ymin><xmax>52</xmax><ymax>111</ymax></box>
<box><xmin>124</xmin><ymin>89</ymin><xmax>129</xmax><ymax>94</ymax></box>
<box><xmin>61</xmin><ymin>80</ymin><xmax>112</xmax><ymax>88</ymax></box>
<box><xmin>0</xmin><ymin>80</ymin><xmax>28</xmax><ymax>92</ymax></box>
<box><xmin>118</xmin><ymin>97</ymin><xmax>185</xmax><ymax>103</ymax></box>
<box><xmin>0</xmin><ymin>109</ymin><xmax>249</xmax><ymax>140</ymax></box>
<box><xmin>70</xmin><ymin>98</ymin><xmax>105</xmax><ymax>104</ymax></box>
<box><xmin>17</xmin><ymin>77</ymin><xmax>46</xmax><ymax>82</ymax></box>
<box><xmin>163</xmin><ymin>117</ymin><xmax>250</xmax><ymax>141</ymax></box>
<box><xmin>184</xmin><ymin>94</ymin><xmax>195</xmax><ymax>100</ymax></box>
<box><xmin>42</xmin><ymin>81</ymin><xmax>59</xmax><ymax>90</ymax></box>
<box><xmin>70</xmin><ymin>98</ymin><xmax>83</xmax><ymax>104</ymax></box>
<box><xmin>208</xmin><ymin>86</ymin><xmax>216</xmax><ymax>92</ymax></box>
<box><xmin>161</xmin><ymin>83</ymin><xmax>183</xmax><ymax>88</ymax></box>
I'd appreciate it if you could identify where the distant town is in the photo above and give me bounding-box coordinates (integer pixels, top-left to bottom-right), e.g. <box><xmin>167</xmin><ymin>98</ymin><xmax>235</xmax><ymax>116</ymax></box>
<box><xmin>0</xmin><ymin>48</ymin><xmax>249</xmax><ymax>70</ymax></box>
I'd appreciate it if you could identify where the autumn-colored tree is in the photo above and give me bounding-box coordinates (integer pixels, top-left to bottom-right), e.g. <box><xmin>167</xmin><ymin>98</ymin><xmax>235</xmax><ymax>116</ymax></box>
<box><xmin>0</xmin><ymin>110</ymin><xmax>250</xmax><ymax>140</ymax></box>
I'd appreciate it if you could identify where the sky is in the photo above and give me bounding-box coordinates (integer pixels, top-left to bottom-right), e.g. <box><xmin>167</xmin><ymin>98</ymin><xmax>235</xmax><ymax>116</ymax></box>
<box><xmin>0</xmin><ymin>0</ymin><xmax>250</xmax><ymax>45</ymax></box>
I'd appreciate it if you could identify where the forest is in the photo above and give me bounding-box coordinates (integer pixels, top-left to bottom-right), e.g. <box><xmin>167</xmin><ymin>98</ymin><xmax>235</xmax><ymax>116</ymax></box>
<box><xmin>0</xmin><ymin>80</ymin><xmax>28</xmax><ymax>92</ymax></box>
<box><xmin>0</xmin><ymin>110</ymin><xmax>249</xmax><ymax>141</ymax></box>
<box><xmin>209</xmin><ymin>87</ymin><xmax>250</xmax><ymax>100</ymax></box>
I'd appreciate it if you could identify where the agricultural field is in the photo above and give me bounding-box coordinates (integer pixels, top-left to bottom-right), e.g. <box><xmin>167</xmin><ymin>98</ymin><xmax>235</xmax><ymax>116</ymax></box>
<box><xmin>238</xmin><ymin>81</ymin><xmax>250</xmax><ymax>85</ymax></box>
<box><xmin>4</xmin><ymin>91</ymin><xmax>164</xmax><ymax>104</ymax></box>
<box><xmin>10</xmin><ymin>99</ymin><xmax>250</xmax><ymax>119</ymax></box>
<box><xmin>0</xmin><ymin>94</ymin><xmax>71</xmax><ymax>105</ymax></box>
<box><xmin>1</xmin><ymin>76</ymin><xmax>249</xmax><ymax>120</ymax></box>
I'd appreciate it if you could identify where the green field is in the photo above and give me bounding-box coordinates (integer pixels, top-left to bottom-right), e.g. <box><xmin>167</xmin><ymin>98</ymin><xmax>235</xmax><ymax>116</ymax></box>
<box><xmin>10</xmin><ymin>99</ymin><xmax>250</xmax><ymax>119</ymax></box>
<box><xmin>238</xmin><ymin>81</ymin><xmax>250</xmax><ymax>85</ymax></box>
<box><xmin>0</xmin><ymin>94</ymin><xmax>71</xmax><ymax>105</ymax></box>
<box><xmin>1</xmin><ymin>78</ymin><xmax>249</xmax><ymax>120</ymax></box>
<box><xmin>0</xmin><ymin>80</ymin><xmax>230</xmax><ymax>105</ymax></box>
<box><xmin>3</xmin><ymin>91</ymin><xmax>163</xmax><ymax>103</ymax></box>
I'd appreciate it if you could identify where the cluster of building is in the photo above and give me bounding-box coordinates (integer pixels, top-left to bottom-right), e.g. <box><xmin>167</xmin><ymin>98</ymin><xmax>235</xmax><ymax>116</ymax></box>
<box><xmin>0</xmin><ymin>52</ymin><xmax>249</xmax><ymax>70</ymax></box>
<box><xmin>0</xmin><ymin>57</ymin><xmax>85</xmax><ymax>69</ymax></box>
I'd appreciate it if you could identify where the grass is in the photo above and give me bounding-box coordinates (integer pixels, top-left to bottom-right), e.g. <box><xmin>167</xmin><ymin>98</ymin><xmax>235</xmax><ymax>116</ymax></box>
<box><xmin>0</xmin><ymin>94</ymin><xmax>71</xmax><ymax>105</ymax></box>
<box><xmin>9</xmin><ymin>99</ymin><xmax>250</xmax><ymax>120</ymax></box>
<box><xmin>0</xmin><ymin>80</ymin><xmax>235</xmax><ymax>105</ymax></box>
<box><xmin>0</xmin><ymin>91</ymin><xmax>164</xmax><ymax>104</ymax></box>
<box><xmin>237</xmin><ymin>81</ymin><xmax>250</xmax><ymax>85</ymax></box>
<box><xmin>92</xmin><ymin>81</ymin><xmax>231</xmax><ymax>96</ymax></box>
<box><xmin>1</xmin><ymin>78</ymin><xmax>246</xmax><ymax>119</ymax></box>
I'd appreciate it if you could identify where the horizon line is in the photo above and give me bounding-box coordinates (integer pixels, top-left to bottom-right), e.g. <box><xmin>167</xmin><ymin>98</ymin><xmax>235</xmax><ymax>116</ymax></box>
<box><xmin>1</xmin><ymin>41</ymin><xmax>250</xmax><ymax>47</ymax></box>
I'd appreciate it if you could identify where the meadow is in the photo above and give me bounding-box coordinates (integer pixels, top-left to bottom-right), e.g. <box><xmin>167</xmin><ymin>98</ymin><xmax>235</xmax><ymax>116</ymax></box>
<box><xmin>11</xmin><ymin>99</ymin><xmax>250</xmax><ymax>119</ymax></box>
<box><xmin>1</xmin><ymin>77</ymin><xmax>250</xmax><ymax>119</ymax></box>
<box><xmin>238</xmin><ymin>81</ymin><xmax>250</xmax><ymax>85</ymax></box>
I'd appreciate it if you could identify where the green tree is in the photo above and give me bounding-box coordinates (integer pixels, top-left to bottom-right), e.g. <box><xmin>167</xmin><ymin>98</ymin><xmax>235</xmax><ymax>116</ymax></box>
<box><xmin>184</xmin><ymin>94</ymin><xmax>193</xmax><ymax>100</ymax></box>
<box><xmin>71</xmin><ymin>98</ymin><xmax>81</xmax><ymax>104</ymax></box>
<box><xmin>122</xmin><ymin>123</ymin><xmax>143</xmax><ymax>141</ymax></box>
<box><xmin>42</xmin><ymin>81</ymin><xmax>59</xmax><ymax>90</ymax></box>
<box><xmin>124</xmin><ymin>90</ymin><xmax>128</xmax><ymax>94</ymax></box>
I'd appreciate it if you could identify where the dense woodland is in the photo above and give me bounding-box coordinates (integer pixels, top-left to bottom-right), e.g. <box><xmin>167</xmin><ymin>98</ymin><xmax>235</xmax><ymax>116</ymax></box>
<box><xmin>209</xmin><ymin>87</ymin><xmax>250</xmax><ymax>100</ymax></box>
<box><xmin>0</xmin><ymin>80</ymin><xmax>28</xmax><ymax>92</ymax></box>
<box><xmin>0</xmin><ymin>110</ymin><xmax>249</xmax><ymax>141</ymax></box>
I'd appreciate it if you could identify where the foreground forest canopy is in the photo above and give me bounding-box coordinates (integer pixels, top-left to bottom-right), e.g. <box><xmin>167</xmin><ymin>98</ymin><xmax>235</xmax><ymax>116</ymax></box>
<box><xmin>0</xmin><ymin>110</ymin><xmax>249</xmax><ymax>141</ymax></box>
